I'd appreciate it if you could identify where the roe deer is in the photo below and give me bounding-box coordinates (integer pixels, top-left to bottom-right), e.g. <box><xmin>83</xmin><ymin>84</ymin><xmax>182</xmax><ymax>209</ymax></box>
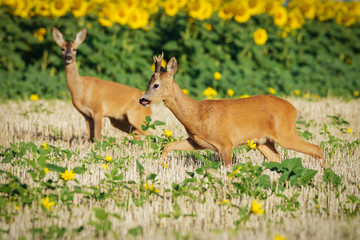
<box><xmin>52</xmin><ymin>28</ymin><xmax>151</xmax><ymax>142</ymax></box>
<box><xmin>139</xmin><ymin>52</ymin><xmax>326</xmax><ymax>168</ymax></box>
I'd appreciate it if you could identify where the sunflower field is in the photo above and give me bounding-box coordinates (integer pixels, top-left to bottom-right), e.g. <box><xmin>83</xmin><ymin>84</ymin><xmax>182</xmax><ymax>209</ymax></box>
<box><xmin>0</xmin><ymin>0</ymin><xmax>360</xmax><ymax>100</ymax></box>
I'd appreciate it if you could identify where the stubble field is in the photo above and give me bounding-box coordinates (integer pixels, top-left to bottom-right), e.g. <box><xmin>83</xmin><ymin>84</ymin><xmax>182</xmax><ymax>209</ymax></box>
<box><xmin>0</xmin><ymin>98</ymin><xmax>359</xmax><ymax>240</ymax></box>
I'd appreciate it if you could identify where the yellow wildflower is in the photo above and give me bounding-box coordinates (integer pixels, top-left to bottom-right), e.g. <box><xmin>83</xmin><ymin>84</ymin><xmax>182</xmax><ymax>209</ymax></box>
<box><xmin>163</xmin><ymin>129</ymin><xmax>172</xmax><ymax>137</ymax></box>
<box><xmin>41</xmin><ymin>196</ymin><xmax>55</xmax><ymax>210</ymax></box>
<box><xmin>253</xmin><ymin>28</ymin><xmax>268</xmax><ymax>45</ymax></box>
<box><xmin>228</xmin><ymin>166</ymin><xmax>242</xmax><ymax>178</ymax></box>
<box><xmin>42</xmin><ymin>142</ymin><xmax>47</xmax><ymax>150</ymax></box>
<box><xmin>247</xmin><ymin>140</ymin><xmax>256</xmax><ymax>149</ymax></box>
<box><xmin>203</xmin><ymin>87</ymin><xmax>218</xmax><ymax>99</ymax></box>
<box><xmin>347</xmin><ymin>128</ymin><xmax>352</xmax><ymax>134</ymax></box>
<box><xmin>304</xmin><ymin>93</ymin><xmax>310</xmax><ymax>99</ymax></box>
<box><xmin>44</xmin><ymin>168</ymin><xmax>50</xmax><ymax>174</ymax></box>
<box><xmin>227</xmin><ymin>89</ymin><xmax>235</xmax><ymax>97</ymax></box>
<box><xmin>61</xmin><ymin>170</ymin><xmax>75</xmax><ymax>181</ymax></box>
<box><xmin>250</xmin><ymin>199</ymin><xmax>264</xmax><ymax>215</ymax></box>
<box><xmin>353</xmin><ymin>91</ymin><xmax>359</xmax><ymax>97</ymax></box>
<box><xmin>205</xmin><ymin>23</ymin><xmax>212</xmax><ymax>31</ymax></box>
<box><xmin>143</xmin><ymin>182</ymin><xmax>160</xmax><ymax>193</ymax></box>
<box><xmin>14</xmin><ymin>205</ymin><xmax>19</xmax><ymax>211</ymax></box>
<box><xmin>213</xmin><ymin>71</ymin><xmax>221</xmax><ymax>80</ymax></box>
<box><xmin>268</xmin><ymin>87</ymin><xmax>276</xmax><ymax>95</ymax></box>
<box><xmin>30</xmin><ymin>94</ymin><xmax>39</xmax><ymax>101</ymax></box>
<box><xmin>218</xmin><ymin>199</ymin><xmax>229</xmax><ymax>205</ymax></box>
<box><xmin>294</xmin><ymin>89</ymin><xmax>301</xmax><ymax>96</ymax></box>
<box><xmin>151</xmin><ymin>59</ymin><xmax>167</xmax><ymax>72</ymax></box>
<box><xmin>103</xmin><ymin>164</ymin><xmax>108</xmax><ymax>170</ymax></box>
<box><xmin>274</xmin><ymin>234</ymin><xmax>287</xmax><ymax>240</ymax></box>
<box><xmin>240</xmin><ymin>94</ymin><xmax>250</xmax><ymax>98</ymax></box>
<box><xmin>33</xmin><ymin>28</ymin><xmax>47</xmax><ymax>42</ymax></box>
<box><xmin>105</xmin><ymin>155</ymin><xmax>112</xmax><ymax>162</ymax></box>
<box><xmin>182</xmin><ymin>89</ymin><xmax>189</xmax><ymax>95</ymax></box>
<box><xmin>162</xmin><ymin>162</ymin><xmax>168</xmax><ymax>168</ymax></box>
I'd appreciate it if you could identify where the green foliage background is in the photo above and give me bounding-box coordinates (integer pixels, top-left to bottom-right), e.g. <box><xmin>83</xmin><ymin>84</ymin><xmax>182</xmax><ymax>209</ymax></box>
<box><xmin>0</xmin><ymin>9</ymin><xmax>359</xmax><ymax>100</ymax></box>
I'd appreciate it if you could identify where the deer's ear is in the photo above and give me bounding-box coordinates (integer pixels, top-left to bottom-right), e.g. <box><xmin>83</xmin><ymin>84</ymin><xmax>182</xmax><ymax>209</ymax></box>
<box><xmin>74</xmin><ymin>28</ymin><xmax>87</xmax><ymax>45</ymax></box>
<box><xmin>52</xmin><ymin>27</ymin><xmax>65</xmax><ymax>47</ymax></box>
<box><xmin>167</xmin><ymin>57</ymin><xmax>177</xmax><ymax>76</ymax></box>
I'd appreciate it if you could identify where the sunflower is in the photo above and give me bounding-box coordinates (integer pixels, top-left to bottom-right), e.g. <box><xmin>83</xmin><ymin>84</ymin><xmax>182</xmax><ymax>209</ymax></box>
<box><xmin>264</xmin><ymin>0</ymin><xmax>282</xmax><ymax>15</ymax></box>
<box><xmin>72</xmin><ymin>0</ymin><xmax>89</xmax><ymax>18</ymax></box>
<box><xmin>128</xmin><ymin>9</ymin><xmax>149</xmax><ymax>29</ymax></box>
<box><xmin>163</xmin><ymin>0</ymin><xmax>179</xmax><ymax>17</ymax></box>
<box><xmin>247</xmin><ymin>0</ymin><xmax>265</xmax><ymax>16</ymax></box>
<box><xmin>35</xmin><ymin>0</ymin><xmax>51</xmax><ymax>17</ymax></box>
<box><xmin>115</xmin><ymin>3</ymin><xmax>130</xmax><ymax>25</ymax></box>
<box><xmin>188</xmin><ymin>0</ymin><xmax>205</xmax><ymax>19</ymax></box>
<box><xmin>141</xmin><ymin>0</ymin><xmax>159</xmax><ymax>14</ymax></box>
<box><xmin>253</xmin><ymin>28</ymin><xmax>268</xmax><ymax>45</ymax></box>
<box><xmin>273</xmin><ymin>6</ymin><xmax>287</xmax><ymax>27</ymax></box>
<box><xmin>218</xmin><ymin>3</ymin><xmax>233</xmax><ymax>21</ymax></box>
<box><xmin>287</xmin><ymin>9</ymin><xmax>304</xmax><ymax>30</ymax></box>
<box><xmin>50</xmin><ymin>0</ymin><xmax>71</xmax><ymax>17</ymax></box>
<box><xmin>234</xmin><ymin>1</ymin><xmax>251</xmax><ymax>23</ymax></box>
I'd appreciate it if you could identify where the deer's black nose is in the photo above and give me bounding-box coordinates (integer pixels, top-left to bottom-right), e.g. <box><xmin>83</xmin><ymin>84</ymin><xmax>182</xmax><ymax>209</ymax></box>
<box><xmin>65</xmin><ymin>55</ymin><xmax>72</xmax><ymax>61</ymax></box>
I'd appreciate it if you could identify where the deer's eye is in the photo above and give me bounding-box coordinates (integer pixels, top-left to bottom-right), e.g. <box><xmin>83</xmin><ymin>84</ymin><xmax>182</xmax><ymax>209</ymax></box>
<box><xmin>61</xmin><ymin>48</ymin><xmax>65</xmax><ymax>52</ymax></box>
<box><xmin>153</xmin><ymin>84</ymin><xmax>159</xmax><ymax>89</ymax></box>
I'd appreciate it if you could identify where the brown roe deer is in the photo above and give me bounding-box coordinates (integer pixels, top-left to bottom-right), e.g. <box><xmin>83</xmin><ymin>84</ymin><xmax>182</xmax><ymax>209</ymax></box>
<box><xmin>52</xmin><ymin>28</ymin><xmax>151</xmax><ymax>142</ymax></box>
<box><xmin>139</xmin><ymin>53</ymin><xmax>326</xmax><ymax>168</ymax></box>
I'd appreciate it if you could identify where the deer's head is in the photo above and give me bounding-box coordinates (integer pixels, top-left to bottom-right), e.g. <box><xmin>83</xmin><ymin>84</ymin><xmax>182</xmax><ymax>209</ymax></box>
<box><xmin>140</xmin><ymin>52</ymin><xmax>177</xmax><ymax>107</ymax></box>
<box><xmin>52</xmin><ymin>28</ymin><xmax>86</xmax><ymax>65</ymax></box>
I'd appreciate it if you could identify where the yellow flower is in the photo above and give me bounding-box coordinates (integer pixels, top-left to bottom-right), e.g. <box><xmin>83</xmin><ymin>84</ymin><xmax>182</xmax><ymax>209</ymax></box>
<box><xmin>164</xmin><ymin>0</ymin><xmax>179</xmax><ymax>17</ymax></box>
<box><xmin>42</xmin><ymin>142</ymin><xmax>48</xmax><ymax>150</ymax></box>
<box><xmin>163</xmin><ymin>129</ymin><xmax>172</xmax><ymax>137</ymax></box>
<box><xmin>14</xmin><ymin>205</ymin><xmax>19</xmax><ymax>211</ymax></box>
<box><xmin>41</xmin><ymin>196</ymin><xmax>55</xmax><ymax>210</ymax></box>
<box><xmin>162</xmin><ymin>162</ymin><xmax>168</xmax><ymax>168</ymax></box>
<box><xmin>71</xmin><ymin>0</ymin><xmax>89</xmax><ymax>18</ymax></box>
<box><xmin>213</xmin><ymin>71</ymin><xmax>221</xmax><ymax>80</ymax></box>
<box><xmin>347</xmin><ymin>128</ymin><xmax>352</xmax><ymax>134</ymax></box>
<box><xmin>30</xmin><ymin>94</ymin><xmax>39</xmax><ymax>101</ymax></box>
<box><xmin>274</xmin><ymin>234</ymin><xmax>287</xmax><ymax>240</ymax></box>
<box><xmin>247</xmin><ymin>0</ymin><xmax>265</xmax><ymax>15</ymax></box>
<box><xmin>250</xmin><ymin>199</ymin><xmax>264</xmax><ymax>215</ymax></box>
<box><xmin>61</xmin><ymin>170</ymin><xmax>75</xmax><ymax>181</ymax></box>
<box><xmin>143</xmin><ymin>182</ymin><xmax>160</xmax><ymax>193</ymax></box>
<box><xmin>33</xmin><ymin>28</ymin><xmax>47</xmax><ymax>42</ymax></box>
<box><xmin>294</xmin><ymin>89</ymin><xmax>301</xmax><ymax>96</ymax></box>
<box><xmin>247</xmin><ymin>140</ymin><xmax>256</xmax><ymax>149</ymax></box>
<box><xmin>50</xmin><ymin>0</ymin><xmax>70</xmax><ymax>17</ymax></box>
<box><xmin>218</xmin><ymin>3</ymin><xmax>233</xmax><ymax>21</ymax></box>
<box><xmin>353</xmin><ymin>91</ymin><xmax>359</xmax><ymax>97</ymax></box>
<box><xmin>203</xmin><ymin>87</ymin><xmax>218</xmax><ymax>99</ymax></box>
<box><xmin>103</xmin><ymin>164</ymin><xmax>108</xmax><ymax>170</ymax></box>
<box><xmin>268</xmin><ymin>87</ymin><xmax>276</xmax><ymax>95</ymax></box>
<box><xmin>128</xmin><ymin>9</ymin><xmax>149</xmax><ymax>30</ymax></box>
<box><xmin>105</xmin><ymin>155</ymin><xmax>112</xmax><ymax>162</ymax></box>
<box><xmin>205</xmin><ymin>23</ymin><xmax>213</xmax><ymax>31</ymax></box>
<box><xmin>218</xmin><ymin>199</ymin><xmax>229</xmax><ymax>205</ymax></box>
<box><xmin>304</xmin><ymin>93</ymin><xmax>310</xmax><ymax>99</ymax></box>
<box><xmin>287</xmin><ymin>9</ymin><xmax>304</xmax><ymax>30</ymax></box>
<box><xmin>151</xmin><ymin>59</ymin><xmax>167</xmax><ymax>72</ymax></box>
<box><xmin>227</xmin><ymin>89</ymin><xmax>235</xmax><ymax>97</ymax></box>
<box><xmin>44</xmin><ymin>168</ymin><xmax>50</xmax><ymax>174</ymax></box>
<box><xmin>98</xmin><ymin>17</ymin><xmax>113</xmax><ymax>27</ymax></box>
<box><xmin>240</xmin><ymin>94</ymin><xmax>250</xmax><ymax>98</ymax></box>
<box><xmin>234</xmin><ymin>2</ymin><xmax>251</xmax><ymax>23</ymax></box>
<box><xmin>35</xmin><ymin>1</ymin><xmax>51</xmax><ymax>17</ymax></box>
<box><xmin>273</xmin><ymin>6</ymin><xmax>288</xmax><ymax>27</ymax></box>
<box><xmin>253</xmin><ymin>28</ymin><xmax>268</xmax><ymax>45</ymax></box>
<box><xmin>182</xmin><ymin>89</ymin><xmax>189</xmax><ymax>95</ymax></box>
<box><xmin>228</xmin><ymin>166</ymin><xmax>242</xmax><ymax>178</ymax></box>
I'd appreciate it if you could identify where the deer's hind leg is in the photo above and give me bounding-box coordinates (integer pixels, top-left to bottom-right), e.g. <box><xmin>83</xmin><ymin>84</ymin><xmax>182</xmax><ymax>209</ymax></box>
<box><xmin>257</xmin><ymin>140</ymin><xmax>281</xmax><ymax>163</ymax></box>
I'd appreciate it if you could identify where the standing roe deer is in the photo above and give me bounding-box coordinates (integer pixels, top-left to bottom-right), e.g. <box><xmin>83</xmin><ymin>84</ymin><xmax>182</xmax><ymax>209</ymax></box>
<box><xmin>52</xmin><ymin>28</ymin><xmax>151</xmax><ymax>142</ymax></box>
<box><xmin>139</xmin><ymin>52</ymin><xmax>326</xmax><ymax>168</ymax></box>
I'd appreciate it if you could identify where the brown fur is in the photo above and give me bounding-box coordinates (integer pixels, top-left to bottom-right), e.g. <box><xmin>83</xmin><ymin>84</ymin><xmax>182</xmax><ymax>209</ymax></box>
<box><xmin>53</xmin><ymin>28</ymin><xmax>151</xmax><ymax>142</ymax></box>
<box><xmin>140</xmin><ymin>53</ymin><xmax>326</xmax><ymax>167</ymax></box>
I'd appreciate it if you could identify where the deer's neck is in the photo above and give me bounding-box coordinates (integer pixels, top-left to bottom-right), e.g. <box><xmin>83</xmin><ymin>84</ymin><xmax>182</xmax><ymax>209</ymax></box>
<box><xmin>163</xmin><ymin>81</ymin><xmax>200</xmax><ymax>131</ymax></box>
<box><xmin>65</xmin><ymin>62</ymin><xmax>82</xmax><ymax>97</ymax></box>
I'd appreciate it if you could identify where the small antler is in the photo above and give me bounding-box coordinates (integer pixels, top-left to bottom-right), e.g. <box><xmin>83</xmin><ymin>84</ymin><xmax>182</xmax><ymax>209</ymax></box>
<box><xmin>153</xmin><ymin>52</ymin><xmax>164</xmax><ymax>73</ymax></box>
